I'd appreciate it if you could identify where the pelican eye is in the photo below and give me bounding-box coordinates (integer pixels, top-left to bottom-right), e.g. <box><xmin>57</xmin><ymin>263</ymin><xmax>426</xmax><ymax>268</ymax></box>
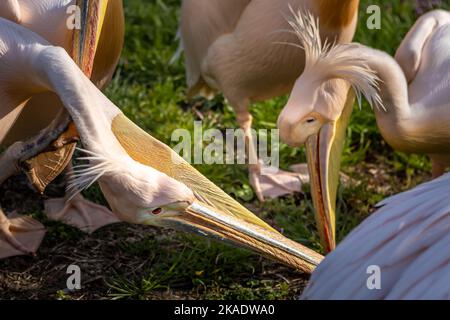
<box><xmin>306</xmin><ymin>118</ymin><xmax>316</xmax><ymax>124</ymax></box>
<box><xmin>152</xmin><ymin>208</ymin><xmax>163</xmax><ymax>215</ymax></box>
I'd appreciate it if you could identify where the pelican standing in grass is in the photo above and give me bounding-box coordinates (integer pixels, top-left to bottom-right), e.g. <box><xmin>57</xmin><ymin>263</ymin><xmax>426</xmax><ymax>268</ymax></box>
<box><xmin>275</xmin><ymin>10</ymin><xmax>450</xmax><ymax>297</ymax></box>
<box><xmin>178</xmin><ymin>0</ymin><xmax>360</xmax><ymax>209</ymax></box>
<box><xmin>0</xmin><ymin>17</ymin><xmax>323</xmax><ymax>274</ymax></box>
<box><xmin>278</xmin><ymin>9</ymin><xmax>450</xmax><ymax>253</ymax></box>
<box><xmin>179</xmin><ymin>0</ymin><xmax>360</xmax><ymax>252</ymax></box>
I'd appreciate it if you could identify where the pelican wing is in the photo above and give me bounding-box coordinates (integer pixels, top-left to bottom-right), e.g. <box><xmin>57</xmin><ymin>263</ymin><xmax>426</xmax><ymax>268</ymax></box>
<box><xmin>395</xmin><ymin>10</ymin><xmax>450</xmax><ymax>83</ymax></box>
<box><xmin>179</xmin><ymin>0</ymin><xmax>251</xmax><ymax>96</ymax></box>
<box><xmin>302</xmin><ymin>173</ymin><xmax>450</xmax><ymax>299</ymax></box>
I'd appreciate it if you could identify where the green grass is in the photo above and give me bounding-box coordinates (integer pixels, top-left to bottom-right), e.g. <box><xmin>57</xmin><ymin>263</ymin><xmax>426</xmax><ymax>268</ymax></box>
<box><xmin>103</xmin><ymin>0</ymin><xmax>448</xmax><ymax>299</ymax></box>
<box><xmin>3</xmin><ymin>0</ymin><xmax>448</xmax><ymax>300</ymax></box>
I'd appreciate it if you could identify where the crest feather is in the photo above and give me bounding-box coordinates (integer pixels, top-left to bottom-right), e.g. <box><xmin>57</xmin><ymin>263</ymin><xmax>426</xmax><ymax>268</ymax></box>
<box><xmin>288</xmin><ymin>7</ymin><xmax>385</xmax><ymax>111</ymax></box>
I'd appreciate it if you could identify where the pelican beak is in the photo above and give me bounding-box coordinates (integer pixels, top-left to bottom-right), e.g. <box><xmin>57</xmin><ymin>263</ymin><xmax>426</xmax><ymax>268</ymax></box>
<box><xmin>305</xmin><ymin>90</ymin><xmax>355</xmax><ymax>253</ymax></box>
<box><xmin>111</xmin><ymin>114</ymin><xmax>323</xmax><ymax>273</ymax></box>
<box><xmin>146</xmin><ymin>200</ymin><xmax>323</xmax><ymax>273</ymax></box>
<box><xmin>71</xmin><ymin>0</ymin><xmax>109</xmax><ymax>77</ymax></box>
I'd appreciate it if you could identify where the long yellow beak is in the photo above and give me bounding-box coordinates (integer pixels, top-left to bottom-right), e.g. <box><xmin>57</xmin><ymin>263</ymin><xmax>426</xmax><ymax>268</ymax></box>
<box><xmin>306</xmin><ymin>90</ymin><xmax>355</xmax><ymax>252</ymax></box>
<box><xmin>112</xmin><ymin>114</ymin><xmax>323</xmax><ymax>273</ymax></box>
<box><xmin>167</xmin><ymin>202</ymin><xmax>322</xmax><ymax>273</ymax></box>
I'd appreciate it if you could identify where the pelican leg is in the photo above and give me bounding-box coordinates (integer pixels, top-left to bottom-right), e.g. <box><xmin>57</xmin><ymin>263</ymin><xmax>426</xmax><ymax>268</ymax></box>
<box><xmin>235</xmin><ymin>109</ymin><xmax>304</xmax><ymax>202</ymax></box>
<box><xmin>0</xmin><ymin>207</ymin><xmax>45</xmax><ymax>259</ymax></box>
<box><xmin>44</xmin><ymin>163</ymin><xmax>119</xmax><ymax>234</ymax></box>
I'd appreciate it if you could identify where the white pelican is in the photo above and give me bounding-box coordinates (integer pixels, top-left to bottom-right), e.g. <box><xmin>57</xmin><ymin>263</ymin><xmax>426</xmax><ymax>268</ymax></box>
<box><xmin>0</xmin><ymin>0</ymin><xmax>125</xmax><ymax>233</ymax></box>
<box><xmin>0</xmin><ymin>17</ymin><xmax>324</xmax><ymax>273</ymax></box>
<box><xmin>178</xmin><ymin>0</ymin><xmax>359</xmax><ymax>211</ymax></box>
<box><xmin>302</xmin><ymin>172</ymin><xmax>450</xmax><ymax>299</ymax></box>
<box><xmin>278</xmin><ymin>9</ymin><xmax>450</xmax><ymax>253</ymax></box>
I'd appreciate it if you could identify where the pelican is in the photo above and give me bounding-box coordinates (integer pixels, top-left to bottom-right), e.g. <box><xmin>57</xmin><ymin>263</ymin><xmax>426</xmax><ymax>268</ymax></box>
<box><xmin>302</xmin><ymin>171</ymin><xmax>450</xmax><ymax>299</ymax></box>
<box><xmin>0</xmin><ymin>17</ymin><xmax>324</xmax><ymax>273</ymax></box>
<box><xmin>278</xmin><ymin>9</ymin><xmax>450</xmax><ymax>252</ymax></box>
<box><xmin>0</xmin><ymin>0</ymin><xmax>125</xmax><ymax>233</ymax></box>
<box><xmin>178</xmin><ymin>0</ymin><xmax>359</xmax><ymax>210</ymax></box>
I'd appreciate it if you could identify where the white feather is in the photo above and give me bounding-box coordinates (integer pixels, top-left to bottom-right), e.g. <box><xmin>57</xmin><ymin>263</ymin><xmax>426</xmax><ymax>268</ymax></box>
<box><xmin>66</xmin><ymin>147</ymin><xmax>126</xmax><ymax>199</ymax></box>
<box><xmin>302</xmin><ymin>172</ymin><xmax>450</xmax><ymax>300</ymax></box>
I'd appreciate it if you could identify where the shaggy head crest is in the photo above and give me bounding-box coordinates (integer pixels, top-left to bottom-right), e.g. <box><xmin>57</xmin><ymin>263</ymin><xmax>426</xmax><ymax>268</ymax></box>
<box><xmin>286</xmin><ymin>6</ymin><xmax>385</xmax><ymax>111</ymax></box>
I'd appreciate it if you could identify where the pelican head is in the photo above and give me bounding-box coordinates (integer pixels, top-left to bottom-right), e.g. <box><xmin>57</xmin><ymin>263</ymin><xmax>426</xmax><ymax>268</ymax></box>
<box><xmin>277</xmin><ymin>11</ymin><xmax>382</xmax><ymax>252</ymax></box>
<box><xmin>65</xmin><ymin>124</ymin><xmax>323</xmax><ymax>274</ymax></box>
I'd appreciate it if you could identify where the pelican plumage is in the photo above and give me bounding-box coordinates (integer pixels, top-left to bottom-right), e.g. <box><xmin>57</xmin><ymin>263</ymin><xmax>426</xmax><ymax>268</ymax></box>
<box><xmin>302</xmin><ymin>172</ymin><xmax>450</xmax><ymax>299</ymax></box>
<box><xmin>278</xmin><ymin>9</ymin><xmax>450</xmax><ymax>252</ymax></box>
<box><xmin>178</xmin><ymin>1</ymin><xmax>359</xmax><ymax>214</ymax></box>
<box><xmin>0</xmin><ymin>0</ymin><xmax>125</xmax><ymax>234</ymax></box>
<box><xmin>0</xmin><ymin>17</ymin><xmax>323</xmax><ymax>273</ymax></box>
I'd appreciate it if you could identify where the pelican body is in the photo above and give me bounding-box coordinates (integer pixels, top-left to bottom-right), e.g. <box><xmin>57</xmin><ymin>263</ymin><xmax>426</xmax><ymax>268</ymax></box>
<box><xmin>0</xmin><ymin>17</ymin><xmax>323</xmax><ymax>272</ymax></box>
<box><xmin>181</xmin><ymin>0</ymin><xmax>358</xmax><ymax>100</ymax></box>
<box><xmin>389</xmin><ymin>10</ymin><xmax>450</xmax><ymax>176</ymax></box>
